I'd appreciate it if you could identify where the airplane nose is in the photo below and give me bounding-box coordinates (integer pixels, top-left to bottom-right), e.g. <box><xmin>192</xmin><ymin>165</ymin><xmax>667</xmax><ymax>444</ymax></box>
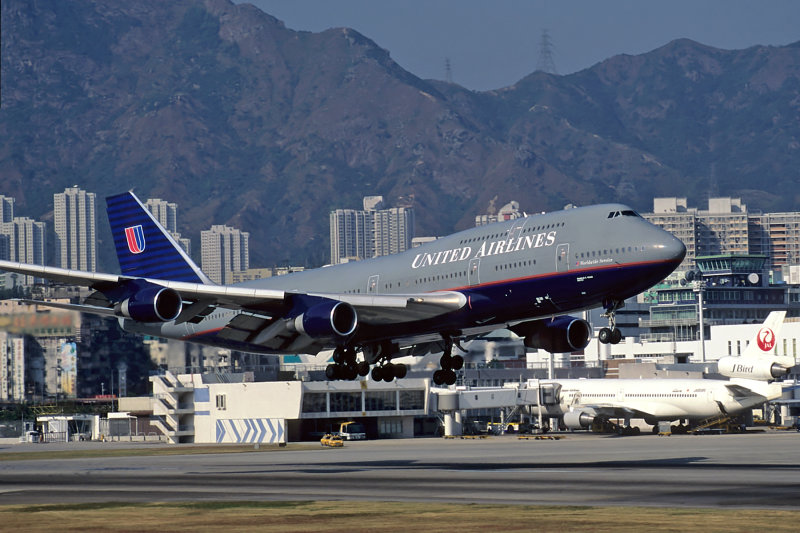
<box><xmin>657</xmin><ymin>231</ymin><xmax>687</xmax><ymax>264</ymax></box>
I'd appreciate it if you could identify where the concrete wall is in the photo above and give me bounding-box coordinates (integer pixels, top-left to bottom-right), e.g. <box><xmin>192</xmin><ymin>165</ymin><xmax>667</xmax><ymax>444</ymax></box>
<box><xmin>183</xmin><ymin>376</ymin><xmax>302</xmax><ymax>444</ymax></box>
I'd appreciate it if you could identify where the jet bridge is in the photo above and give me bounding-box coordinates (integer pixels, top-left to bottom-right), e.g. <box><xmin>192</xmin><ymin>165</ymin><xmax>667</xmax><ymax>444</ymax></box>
<box><xmin>433</xmin><ymin>380</ymin><xmax>561</xmax><ymax>436</ymax></box>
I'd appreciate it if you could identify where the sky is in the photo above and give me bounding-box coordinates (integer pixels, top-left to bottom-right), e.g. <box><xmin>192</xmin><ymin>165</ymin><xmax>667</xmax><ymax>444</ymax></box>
<box><xmin>243</xmin><ymin>0</ymin><xmax>800</xmax><ymax>91</ymax></box>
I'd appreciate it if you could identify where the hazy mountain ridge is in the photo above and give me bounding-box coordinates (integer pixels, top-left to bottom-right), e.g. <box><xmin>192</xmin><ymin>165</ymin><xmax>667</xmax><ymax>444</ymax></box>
<box><xmin>2</xmin><ymin>0</ymin><xmax>799</xmax><ymax>267</ymax></box>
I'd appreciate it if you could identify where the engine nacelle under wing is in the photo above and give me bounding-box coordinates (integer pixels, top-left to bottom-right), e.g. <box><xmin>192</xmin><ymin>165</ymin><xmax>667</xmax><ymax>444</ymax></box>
<box><xmin>563</xmin><ymin>410</ymin><xmax>595</xmax><ymax>430</ymax></box>
<box><xmin>115</xmin><ymin>285</ymin><xmax>183</xmax><ymax>323</ymax></box>
<box><xmin>717</xmin><ymin>356</ymin><xmax>791</xmax><ymax>380</ymax></box>
<box><xmin>511</xmin><ymin>316</ymin><xmax>591</xmax><ymax>353</ymax></box>
<box><xmin>291</xmin><ymin>300</ymin><xmax>358</xmax><ymax>340</ymax></box>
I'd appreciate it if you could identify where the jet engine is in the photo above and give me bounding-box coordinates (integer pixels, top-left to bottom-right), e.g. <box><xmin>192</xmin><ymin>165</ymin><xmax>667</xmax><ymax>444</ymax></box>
<box><xmin>511</xmin><ymin>316</ymin><xmax>591</xmax><ymax>353</ymax></box>
<box><xmin>563</xmin><ymin>410</ymin><xmax>595</xmax><ymax>430</ymax></box>
<box><xmin>291</xmin><ymin>300</ymin><xmax>358</xmax><ymax>339</ymax></box>
<box><xmin>115</xmin><ymin>285</ymin><xmax>183</xmax><ymax>323</ymax></box>
<box><xmin>717</xmin><ymin>356</ymin><xmax>791</xmax><ymax>380</ymax></box>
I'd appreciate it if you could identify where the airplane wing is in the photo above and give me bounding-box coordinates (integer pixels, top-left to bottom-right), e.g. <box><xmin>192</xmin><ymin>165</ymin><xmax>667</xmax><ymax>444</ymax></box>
<box><xmin>579</xmin><ymin>403</ymin><xmax>643</xmax><ymax>420</ymax></box>
<box><xmin>0</xmin><ymin>259</ymin><xmax>466</xmax><ymax>337</ymax></box>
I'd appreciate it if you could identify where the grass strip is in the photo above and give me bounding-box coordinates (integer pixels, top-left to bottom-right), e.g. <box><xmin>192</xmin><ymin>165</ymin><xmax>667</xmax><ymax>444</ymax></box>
<box><xmin>1</xmin><ymin>501</ymin><xmax>799</xmax><ymax>532</ymax></box>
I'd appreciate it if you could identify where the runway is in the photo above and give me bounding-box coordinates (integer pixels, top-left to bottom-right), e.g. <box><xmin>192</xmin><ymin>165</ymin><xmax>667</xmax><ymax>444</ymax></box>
<box><xmin>2</xmin><ymin>432</ymin><xmax>800</xmax><ymax>508</ymax></box>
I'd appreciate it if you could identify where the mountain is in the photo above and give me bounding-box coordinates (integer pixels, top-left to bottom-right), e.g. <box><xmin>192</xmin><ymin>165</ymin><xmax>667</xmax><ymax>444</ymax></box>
<box><xmin>2</xmin><ymin>0</ymin><xmax>799</xmax><ymax>268</ymax></box>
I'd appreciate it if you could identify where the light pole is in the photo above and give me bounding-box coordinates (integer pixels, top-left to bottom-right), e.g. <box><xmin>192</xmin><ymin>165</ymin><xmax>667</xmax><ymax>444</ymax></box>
<box><xmin>692</xmin><ymin>280</ymin><xmax>707</xmax><ymax>363</ymax></box>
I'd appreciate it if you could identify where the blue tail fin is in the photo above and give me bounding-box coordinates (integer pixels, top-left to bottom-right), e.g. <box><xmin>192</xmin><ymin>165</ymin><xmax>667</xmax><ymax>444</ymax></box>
<box><xmin>106</xmin><ymin>192</ymin><xmax>213</xmax><ymax>284</ymax></box>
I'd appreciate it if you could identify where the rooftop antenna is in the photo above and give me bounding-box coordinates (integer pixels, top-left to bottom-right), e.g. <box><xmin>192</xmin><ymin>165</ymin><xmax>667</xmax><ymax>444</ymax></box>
<box><xmin>445</xmin><ymin>57</ymin><xmax>453</xmax><ymax>83</ymax></box>
<box><xmin>536</xmin><ymin>29</ymin><xmax>558</xmax><ymax>74</ymax></box>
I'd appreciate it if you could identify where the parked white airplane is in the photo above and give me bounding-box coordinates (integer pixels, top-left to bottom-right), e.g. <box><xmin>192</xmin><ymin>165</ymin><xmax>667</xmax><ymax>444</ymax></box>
<box><xmin>545</xmin><ymin>311</ymin><xmax>790</xmax><ymax>431</ymax></box>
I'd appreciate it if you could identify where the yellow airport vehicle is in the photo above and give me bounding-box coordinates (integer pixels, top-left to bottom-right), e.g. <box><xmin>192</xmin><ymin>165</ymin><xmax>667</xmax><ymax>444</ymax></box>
<box><xmin>320</xmin><ymin>434</ymin><xmax>344</xmax><ymax>447</ymax></box>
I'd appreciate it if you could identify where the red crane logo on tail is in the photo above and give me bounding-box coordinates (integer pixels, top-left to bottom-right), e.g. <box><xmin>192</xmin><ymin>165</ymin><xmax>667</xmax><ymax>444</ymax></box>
<box><xmin>756</xmin><ymin>327</ymin><xmax>776</xmax><ymax>352</ymax></box>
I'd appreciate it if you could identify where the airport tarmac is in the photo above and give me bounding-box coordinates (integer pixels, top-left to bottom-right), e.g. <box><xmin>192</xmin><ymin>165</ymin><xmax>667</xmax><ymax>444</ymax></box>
<box><xmin>1</xmin><ymin>431</ymin><xmax>799</xmax><ymax>508</ymax></box>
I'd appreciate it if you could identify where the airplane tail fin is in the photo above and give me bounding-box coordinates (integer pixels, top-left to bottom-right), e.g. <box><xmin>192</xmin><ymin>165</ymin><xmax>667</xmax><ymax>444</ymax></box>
<box><xmin>742</xmin><ymin>311</ymin><xmax>786</xmax><ymax>358</ymax></box>
<box><xmin>106</xmin><ymin>192</ymin><xmax>214</xmax><ymax>285</ymax></box>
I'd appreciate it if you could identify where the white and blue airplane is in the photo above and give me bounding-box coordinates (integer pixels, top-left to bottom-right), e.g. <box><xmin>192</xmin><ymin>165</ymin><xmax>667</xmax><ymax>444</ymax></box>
<box><xmin>0</xmin><ymin>192</ymin><xmax>685</xmax><ymax>385</ymax></box>
<box><xmin>548</xmin><ymin>312</ymin><xmax>791</xmax><ymax>431</ymax></box>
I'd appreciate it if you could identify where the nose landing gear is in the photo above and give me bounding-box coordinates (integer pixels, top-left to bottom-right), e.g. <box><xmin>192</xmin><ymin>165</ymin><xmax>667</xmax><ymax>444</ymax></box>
<box><xmin>598</xmin><ymin>299</ymin><xmax>623</xmax><ymax>345</ymax></box>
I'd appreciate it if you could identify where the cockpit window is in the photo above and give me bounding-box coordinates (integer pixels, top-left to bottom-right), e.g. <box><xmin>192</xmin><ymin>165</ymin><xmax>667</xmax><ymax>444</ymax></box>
<box><xmin>609</xmin><ymin>210</ymin><xmax>641</xmax><ymax>218</ymax></box>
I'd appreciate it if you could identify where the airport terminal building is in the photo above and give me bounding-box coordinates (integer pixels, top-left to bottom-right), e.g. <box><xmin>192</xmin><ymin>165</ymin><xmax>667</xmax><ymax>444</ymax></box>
<box><xmin>151</xmin><ymin>371</ymin><xmax>434</xmax><ymax>444</ymax></box>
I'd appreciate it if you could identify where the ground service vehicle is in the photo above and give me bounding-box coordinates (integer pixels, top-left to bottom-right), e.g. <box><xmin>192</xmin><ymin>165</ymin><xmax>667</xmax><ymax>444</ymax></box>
<box><xmin>338</xmin><ymin>421</ymin><xmax>366</xmax><ymax>440</ymax></box>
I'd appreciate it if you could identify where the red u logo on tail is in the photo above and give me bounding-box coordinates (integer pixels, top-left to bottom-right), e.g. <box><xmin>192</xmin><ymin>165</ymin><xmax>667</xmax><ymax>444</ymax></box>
<box><xmin>125</xmin><ymin>225</ymin><xmax>146</xmax><ymax>254</ymax></box>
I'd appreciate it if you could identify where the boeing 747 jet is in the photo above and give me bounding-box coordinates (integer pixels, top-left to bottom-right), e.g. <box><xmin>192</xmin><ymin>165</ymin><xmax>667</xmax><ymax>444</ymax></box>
<box><xmin>0</xmin><ymin>192</ymin><xmax>685</xmax><ymax>385</ymax></box>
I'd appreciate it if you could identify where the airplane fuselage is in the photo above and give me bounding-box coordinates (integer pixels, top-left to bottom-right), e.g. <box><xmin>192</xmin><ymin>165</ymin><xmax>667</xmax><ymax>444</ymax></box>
<box><xmin>122</xmin><ymin>203</ymin><xmax>685</xmax><ymax>354</ymax></box>
<box><xmin>548</xmin><ymin>377</ymin><xmax>781</xmax><ymax>424</ymax></box>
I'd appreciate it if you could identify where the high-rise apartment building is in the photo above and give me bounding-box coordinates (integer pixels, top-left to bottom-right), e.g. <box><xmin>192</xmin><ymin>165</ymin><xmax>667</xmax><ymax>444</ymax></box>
<box><xmin>144</xmin><ymin>198</ymin><xmax>178</xmax><ymax>233</ymax></box>
<box><xmin>201</xmin><ymin>225</ymin><xmax>249</xmax><ymax>284</ymax></box>
<box><xmin>0</xmin><ymin>332</ymin><xmax>26</xmax><ymax>401</ymax></box>
<box><xmin>373</xmin><ymin>207</ymin><xmax>414</xmax><ymax>258</ymax></box>
<box><xmin>145</xmin><ymin>198</ymin><xmax>191</xmax><ymax>255</ymax></box>
<box><xmin>54</xmin><ymin>187</ymin><xmax>96</xmax><ymax>272</ymax></box>
<box><xmin>645</xmin><ymin>197</ymin><xmax>800</xmax><ymax>273</ymax></box>
<box><xmin>0</xmin><ymin>217</ymin><xmax>46</xmax><ymax>286</ymax></box>
<box><xmin>329</xmin><ymin>196</ymin><xmax>415</xmax><ymax>264</ymax></box>
<box><xmin>0</xmin><ymin>195</ymin><xmax>46</xmax><ymax>286</ymax></box>
<box><xmin>330</xmin><ymin>208</ymin><xmax>374</xmax><ymax>264</ymax></box>
<box><xmin>0</xmin><ymin>195</ymin><xmax>14</xmax><ymax>223</ymax></box>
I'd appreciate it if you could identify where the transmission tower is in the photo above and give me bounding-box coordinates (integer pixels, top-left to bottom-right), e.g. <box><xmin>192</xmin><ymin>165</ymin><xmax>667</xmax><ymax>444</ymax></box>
<box><xmin>536</xmin><ymin>29</ymin><xmax>558</xmax><ymax>74</ymax></box>
<box><xmin>444</xmin><ymin>57</ymin><xmax>453</xmax><ymax>83</ymax></box>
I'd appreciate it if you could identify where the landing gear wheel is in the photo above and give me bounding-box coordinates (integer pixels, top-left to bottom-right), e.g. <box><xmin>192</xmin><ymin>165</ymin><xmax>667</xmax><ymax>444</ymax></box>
<box><xmin>444</xmin><ymin>369</ymin><xmax>457</xmax><ymax>386</ymax></box>
<box><xmin>371</xmin><ymin>366</ymin><xmax>383</xmax><ymax>382</ymax></box>
<box><xmin>393</xmin><ymin>363</ymin><xmax>408</xmax><ymax>379</ymax></box>
<box><xmin>343</xmin><ymin>364</ymin><xmax>358</xmax><ymax>381</ymax></box>
<box><xmin>343</xmin><ymin>347</ymin><xmax>357</xmax><ymax>365</ymax></box>
<box><xmin>440</xmin><ymin>354</ymin><xmax>452</xmax><ymax>370</ymax></box>
<box><xmin>450</xmin><ymin>354</ymin><xmax>464</xmax><ymax>371</ymax></box>
<box><xmin>610</xmin><ymin>328</ymin><xmax>623</xmax><ymax>344</ymax></box>
<box><xmin>598</xmin><ymin>327</ymin><xmax>612</xmax><ymax>344</ymax></box>
<box><xmin>382</xmin><ymin>363</ymin><xmax>395</xmax><ymax>382</ymax></box>
<box><xmin>357</xmin><ymin>361</ymin><xmax>370</xmax><ymax>377</ymax></box>
<box><xmin>325</xmin><ymin>364</ymin><xmax>338</xmax><ymax>380</ymax></box>
<box><xmin>433</xmin><ymin>369</ymin><xmax>445</xmax><ymax>385</ymax></box>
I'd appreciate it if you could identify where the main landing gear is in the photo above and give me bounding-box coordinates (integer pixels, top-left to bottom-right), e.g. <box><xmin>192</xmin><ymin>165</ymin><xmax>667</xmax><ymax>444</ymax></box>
<box><xmin>433</xmin><ymin>337</ymin><xmax>465</xmax><ymax>386</ymax></box>
<box><xmin>598</xmin><ymin>299</ymin><xmax>623</xmax><ymax>345</ymax></box>
<box><xmin>325</xmin><ymin>346</ymin><xmax>369</xmax><ymax>381</ymax></box>
<box><xmin>324</xmin><ymin>345</ymin><xmax>409</xmax><ymax>383</ymax></box>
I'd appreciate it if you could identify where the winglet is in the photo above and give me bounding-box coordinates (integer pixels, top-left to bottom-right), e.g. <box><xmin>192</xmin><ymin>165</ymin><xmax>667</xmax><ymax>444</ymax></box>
<box><xmin>106</xmin><ymin>192</ymin><xmax>213</xmax><ymax>284</ymax></box>
<box><xmin>742</xmin><ymin>311</ymin><xmax>786</xmax><ymax>358</ymax></box>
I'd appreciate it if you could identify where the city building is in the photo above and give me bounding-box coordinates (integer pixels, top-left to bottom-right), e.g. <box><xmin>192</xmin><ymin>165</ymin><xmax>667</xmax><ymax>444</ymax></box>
<box><xmin>201</xmin><ymin>224</ymin><xmax>249</xmax><ymax>284</ymax></box>
<box><xmin>0</xmin><ymin>331</ymin><xmax>26</xmax><ymax>401</ymax></box>
<box><xmin>144</xmin><ymin>198</ymin><xmax>191</xmax><ymax>254</ymax></box>
<box><xmin>645</xmin><ymin>197</ymin><xmax>800</xmax><ymax>273</ymax></box>
<box><xmin>0</xmin><ymin>195</ymin><xmax>14</xmax><ymax>223</ymax></box>
<box><xmin>475</xmin><ymin>200</ymin><xmax>522</xmax><ymax>226</ymax></box>
<box><xmin>330</xmin><ymin>196</ymin><xmax>415</xmax><ymax>264</ymax></box>
<box><xmin>0</xmin><ymin>216</ymin><xmax>46</xmax><ymax>287</ymax></box>
<box><xmin>54</xmin><ymin>186</ymin><xmax>96</xmax><ymax>272</ymax></box>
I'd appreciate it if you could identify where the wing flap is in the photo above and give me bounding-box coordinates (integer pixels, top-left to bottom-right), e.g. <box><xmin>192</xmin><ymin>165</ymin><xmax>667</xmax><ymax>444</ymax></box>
<box><xmin>725</xmin><ymin>383</ymin><xmax>756</xmax><ymax>398</ymax></box>
<box><xmin>16</xmin><ymin>298</ymin><xmax>118</xmax><ymax>317</ymax></box>
<box><xmin>0</xmin><ymin>260</ymin><xmax>120</xmax><ymax>287</ymax></box>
